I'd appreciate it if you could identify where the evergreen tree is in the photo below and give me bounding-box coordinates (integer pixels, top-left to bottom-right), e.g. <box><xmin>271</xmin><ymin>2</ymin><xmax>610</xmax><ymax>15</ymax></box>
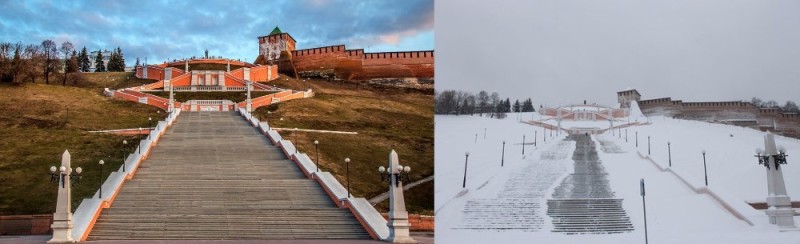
<box><xmin>513</xmin><ymin>99</ymin><xmax>521</xmax><ymax>112</ymax></box>
<box><xmin>108</xmin><ymin>49</ymin><xmax>118</xmax><ymax>71</ymax></box>
<box><xmin>135</xmin><ymin>57</ymin><xmax>140</xmax><ymax>67</ymax></box>
<box><xmin>522</xmin><ymin>98</ymin><xmax>535</xmax><ymax>112</ymax></box>
<box><xmin>116</xmin><ymin>47</ymin><xmax>125</xmax><ymax>70</ymax></box>
<box><xmin>79</xmin><ymin>47</ymin><xmax>90</xmax><ymax>72</ymax></box>
<box><xmin>95</xmin><ymin>51</ymin><xmax>105</xmax><ymax>72</ymax></box>
<box><xmin>504</xmin><ymin>98</ymin><xmax>511</xmax><ymax>112</ymax></box>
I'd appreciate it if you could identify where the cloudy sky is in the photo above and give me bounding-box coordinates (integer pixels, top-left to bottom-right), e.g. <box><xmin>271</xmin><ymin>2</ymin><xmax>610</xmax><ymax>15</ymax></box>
<box><xmin>0</xmin><ymin>0</ymin><xmax>433</xmax><ymax>64</ymax></box>
<box><xmin>437</xmin><ymin>0</ymin><xmax>800</xmax><ymax>107</ymax></box>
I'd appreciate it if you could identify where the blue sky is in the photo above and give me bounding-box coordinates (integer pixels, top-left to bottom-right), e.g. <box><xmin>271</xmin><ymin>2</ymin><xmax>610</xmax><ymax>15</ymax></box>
<box><xmin>0</xmin><ymin>0</ymin><xmax>433</xmax><ymax>64</ymax></box>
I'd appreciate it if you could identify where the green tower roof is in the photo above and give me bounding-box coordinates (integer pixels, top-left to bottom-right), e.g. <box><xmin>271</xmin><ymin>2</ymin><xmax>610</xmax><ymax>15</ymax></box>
<box><xmin>269</xmin><ymin>26</ymin><xmax>282</xmax><ymax>36</ymax></box>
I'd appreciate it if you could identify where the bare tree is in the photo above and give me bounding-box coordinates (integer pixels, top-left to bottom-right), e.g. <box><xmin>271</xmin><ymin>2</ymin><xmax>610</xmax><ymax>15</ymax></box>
<box><xmin>477</xmin><ymin>90</ymin><xmax>489</xmax><ymax>116</ymax></box>
<box><xmin>59</xmin><ymin>41</ymin><xmax>74</xmax><ymax>86</ymax></box>
<box><xmin>23</xmin><ymin>44</ymin><xmax>42</xmax><ymax>83</ymax></box>
<box><xmin>783</xmin><ymin>101</ymin><xmax>799</xmax><ymax>113</ymax></box>
<box><xmin>0</xmin><ymin>42</ymin><xmax>11</xmax><ymax>83</ymax></box>
<box><xmin>41</xmin><ymin>40</ymin><xmax>57</xmax><ymax>84</ymax></box>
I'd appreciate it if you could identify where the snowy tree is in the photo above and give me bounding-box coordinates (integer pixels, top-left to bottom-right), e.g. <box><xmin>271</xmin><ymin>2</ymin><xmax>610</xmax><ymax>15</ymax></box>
<box><xmin>783</xmin><ymin>101</ymin><xmax>799</xmax><ymax>113</ymax></box>
<box><xmin>477</xmin><ymin>90</ymin><xmax>489</xmax><ymax>116</ymax></box>
<box><xmin>513</xmin><ymin>100</ymin><xmax>521</xmax><ymax>112</ymax></box>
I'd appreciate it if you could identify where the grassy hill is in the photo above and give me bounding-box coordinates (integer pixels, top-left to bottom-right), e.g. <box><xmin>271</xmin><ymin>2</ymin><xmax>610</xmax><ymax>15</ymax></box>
<box><xmin>0</xmin><ymin>72</ymin><xmax>434</xmax><ymax>215</ymax></box>
<box><xmin>0</xmin><ymin>72</ymin><xmax>163</xmax><ymax>214</ymax></box>
<box><xmin>254</xmin><ymin>75</ymin><xmax>434</xmax><ymax>214</ymax></box>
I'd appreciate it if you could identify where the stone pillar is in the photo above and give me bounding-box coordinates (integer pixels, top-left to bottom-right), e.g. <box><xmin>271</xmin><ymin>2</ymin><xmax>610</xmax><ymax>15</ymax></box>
<box><xmin>762</xmin><ymin>132</ymin><xmax>797</xmax><ymax>230</ymax></box>
<box><xmin>190</xmin><ymin>71</ymin><xmax>198</xmax><ymax>86</ymax></box>
<box><xmin>165</xmin><ymin>67</ymin><xmax>172</xmax><ymax>80</ymax></box>
<box><xmin>556</xmin><ymin>108</ymin><xmax>562</xmax><ymax>130</ymax></box>
<box><xmin>49</xmin><ymin>150</ymin><xmax>75</xmax><ymax>243</ymax></box>
<box><xmin>227</xmin><ymin>60</ymin><xmax>230</xmax><ymax>72</ymax></box>
<box><xmin>168</xmin><ymin>81</ymin><xmax>174</xmax><ymax>112</ymax></box>
<box><xmin>184</xmin><ymin>60</ymin><xmax>188</xmax><ymax>72</ymax></box>
<box><xmin>387</xmin><ymin>150</ymin><xmax>416</xmax><ymax>243</ymax></box>
<box><xmin>246</xmin><ymin>81</ymin><xmax>253</xmax><ymax>112</ymax></box>
<box><xmin>243</xmin><ymin>67</ymin><xmax>251</xmax><ymax>81</ymax></box>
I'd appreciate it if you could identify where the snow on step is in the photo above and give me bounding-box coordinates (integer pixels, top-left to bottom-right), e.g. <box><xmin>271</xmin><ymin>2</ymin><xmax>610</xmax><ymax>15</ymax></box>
<box><xmin>547</xmin><ymin>134</ymin><xmax>634</xmax><ymax>234</ymax></box>
<box><xmin>456</xmin><ymin>141</ymin><xmax>572</xmax><ymax>231</ymax></box>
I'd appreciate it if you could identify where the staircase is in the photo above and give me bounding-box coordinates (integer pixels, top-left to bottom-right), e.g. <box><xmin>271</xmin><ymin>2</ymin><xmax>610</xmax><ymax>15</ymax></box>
<box><xmin>547</xmin><ymin>134</ymin><xmax>634</xmax><ymax>234</ymax></box>
<box><xmin>88</xmin><ymin>111</ymin><xmax>370</xmax><ymax>240</ymax></box>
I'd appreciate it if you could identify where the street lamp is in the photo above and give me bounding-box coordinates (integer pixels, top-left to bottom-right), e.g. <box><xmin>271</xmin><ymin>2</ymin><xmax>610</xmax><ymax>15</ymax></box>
<box><xmin>755</xmin><ymin>147</ymin><xmax>788</xmax><ymax>170</ymax></box>
<box><xmin>49</xmin><ymin>165</ymin><xmax>82</xmax><ymax>187</ymax></box>
<box><xmin>648</xmin><ymin>136</ymin><xmax>651</xmax><ymax>155</ymax></box>
<box><xmin>98</xmin><ymin>160</ymin><xmax>104</xmax><ymax>198</ymax></box>
<box><xmin>668</xmin><ymin>142</ymin><xmax>672</xmax><ymax>167</ymax></box>
<box><xmin>702</xmin><ymin>150</ymin><xmax>708</xmax><ymax>186</ymax></box>
<box><xmin>501</xmin><ymin>141</ymin><xmax>506</xmax><ymax>167</ymax></box>
<box><xmin>345</xmin><ymin>158</ymin><xmax>351</xmax><ymax>198</ymax></box>
<box><xmin>314</xmin><ymin>140</ymin><xmax>320</xmax><ymax>172</ymax></box>
<box><xmin>122</xmin><ymin>140</ymin><xmax>128</xmax><ymax>172</ymax></box>
<box><xmin>522</xmin><ymin>135</ymin><xmax>526</xmax><ymax>155</ymax></box>
<box><xmin>379</xmin><ymin>164</ymin><xmax>411</xmax><ymax>187</ymax></box>
<box><xmin>463</xmin><ymin>152</ymin><xmax>469</xmax><ymax>188</ymax></box>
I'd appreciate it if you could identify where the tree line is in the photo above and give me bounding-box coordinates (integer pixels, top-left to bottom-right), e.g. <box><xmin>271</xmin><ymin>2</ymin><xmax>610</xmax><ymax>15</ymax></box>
<box><xmin>0</xmin><ymin>39</ymin><xmax>126</xmax><ymax>85</ymax></box>
<box><xmin>751</xmin><ymin>97</ymin><xmax>800</xmax><ymax>113</ymax></box>
<box><xmin>435</xmin><ymin>89</ymin><xmax>535</xmax><ymax>118</ymax></box>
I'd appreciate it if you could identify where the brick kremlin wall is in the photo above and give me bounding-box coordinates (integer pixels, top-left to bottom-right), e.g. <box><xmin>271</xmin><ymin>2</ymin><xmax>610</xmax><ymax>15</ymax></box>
<box><xmin>282</xmin><ymin>45</ymin><xmax>434</xmax><ymax>81</ymax></box>
<box><xmin>637</xmin><ymin>97</ymin><xmax>800</xmax><ymax>138</ymax></box>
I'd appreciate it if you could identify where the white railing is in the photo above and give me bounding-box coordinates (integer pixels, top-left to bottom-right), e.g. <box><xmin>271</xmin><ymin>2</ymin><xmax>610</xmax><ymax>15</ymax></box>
<box><xmin>71</xmin><ymin>108</ymin><xmax>181</xmax><ymax>241</ymax></box>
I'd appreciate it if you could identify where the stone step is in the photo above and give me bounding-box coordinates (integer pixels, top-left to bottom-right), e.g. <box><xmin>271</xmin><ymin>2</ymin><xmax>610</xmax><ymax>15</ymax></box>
<box><xmin>89</xmin><ymin>111</ymin><xmax>369</xmax><ymax>240</ymax></box>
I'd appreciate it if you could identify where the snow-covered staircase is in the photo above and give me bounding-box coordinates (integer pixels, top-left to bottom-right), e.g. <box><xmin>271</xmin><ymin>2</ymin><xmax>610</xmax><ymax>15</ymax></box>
<box><xmin>547</xmin><ymin>134</ymin><xmax>634</xmax><ymax>234</ymax></box>
<box><xmin>456</xmin><ymin>141</ymin><xmax>573</xmax><ymax>231</ymax></box>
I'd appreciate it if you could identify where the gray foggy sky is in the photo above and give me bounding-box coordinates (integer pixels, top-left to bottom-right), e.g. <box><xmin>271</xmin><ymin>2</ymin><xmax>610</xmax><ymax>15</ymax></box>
<box><xmin>436</xmin><ymin>0</ymin><xmax>800</xmax><ymax>107</ymax></box>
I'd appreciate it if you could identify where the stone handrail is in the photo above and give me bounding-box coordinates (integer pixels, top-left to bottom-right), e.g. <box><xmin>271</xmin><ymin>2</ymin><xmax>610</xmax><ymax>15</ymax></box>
<box><xmin>629</xmin><ymin>140</ymin><xmax>756</xmax><ymax>226</ymax></box>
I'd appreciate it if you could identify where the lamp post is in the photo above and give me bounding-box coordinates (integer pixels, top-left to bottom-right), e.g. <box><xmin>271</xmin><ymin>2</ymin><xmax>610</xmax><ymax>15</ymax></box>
<box><xmin>522</xmin><ymin>135</ymin><xmax>526</xmax><ymax>155</ymax></box>
<box><xmin>314</xmin><ymin>140</ymin><xmax>320</xmax><ymax>172</ymax></box>
<box><xmin>463</xmin><ymin>152</ymin><xmax>469</xmax><ymax>188</ymax></box>
<box><xmin>378</xmin><ymin>164</ymin><xmax>411</xmax><ymax>187</ymax></box>
<box><xmin>641</xmin><ymin>178</ymin><xmax>649</xmax><ymax>244</ymax></box>
<box><xmin>534</xmin><ymin>130</ymin><xmax>537</xmax><ymax>146</ymax></box>
<box><xmin>648</xmin><ymin>136</ymin><xmax>651</xmax><ymax>155</ymax></box>
<box><xmin>625</xmin><ymin>129</ymin><xmax>628</xmax><ymax>142</ymax></box>
<box><xmin>49</xmin><ymin>166</ymin><xmax>82</xmax><ymax>188</ymax></box>
<box><xmin>755</xmin><ymin>132</ymin><xmax>796</xmax><ymax>228</ymax></box>
<box><xmin>294</xmin><ymin>128</ymin><xmax>299</xmax><ymax>154</ymax></box>
<box><xmin>501</xmin><ymin>141</ymin><xmax>506</xmax><ymax>167</ymax></box>
<box><xmin>345</xmin><ymin>158</ymin><xmax>351</xmax><ymax>198</ymax></box>
<box><xmin>668</xmin><ymin>142</ymin><xmax>672</xmax><ymax>167</ymax></box>
<box><xmin>475</xmin><ymin>133</ymin><xmax>477</xmax><ymax>143</ymax></box>
<box><xmin>122</xmin><ymin>140</ymin><xmax>128</xmax><ymax>172</ymax></box>
<box><xmin>99</xmin><ymin>160</ymin><xmax>104</xmax><ymax>198</ymax></box>
<box><xmin>484</xmin><ymin>128</ymin><xmax>487</xmax><ymax>139</ymax></box>
<box><xmin>702</xmin><ymin>150</ymin><xmax>708</xmax><ymax>186</ymax></box>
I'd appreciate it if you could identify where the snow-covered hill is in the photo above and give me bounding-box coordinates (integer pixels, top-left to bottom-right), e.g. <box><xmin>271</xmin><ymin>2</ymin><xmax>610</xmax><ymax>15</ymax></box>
<box><xmin>435</xmin><ymin>112</ymin><xmax>800</xmax><ymax>244</ymax></box>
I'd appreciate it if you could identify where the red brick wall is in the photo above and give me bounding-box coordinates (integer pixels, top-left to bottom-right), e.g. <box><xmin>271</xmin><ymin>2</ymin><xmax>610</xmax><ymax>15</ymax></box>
<box><xmin>0</xmin><ymin>214</ymin><xmax>52</xmax><ymax>235</ymax></box>
<box><xmin>380</xmin><ymin>214</ymin><xmax>434</xmax><ymax>231</ymax></box>
<box><xmin>286</xmin><ymin>45</ymin><xmax>434</xmax><ymax>80</ymax></box>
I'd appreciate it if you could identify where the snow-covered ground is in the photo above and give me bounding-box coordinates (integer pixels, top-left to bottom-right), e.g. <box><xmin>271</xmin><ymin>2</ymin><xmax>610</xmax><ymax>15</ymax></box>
<box><xmin>435</xmin><ymin>112</ymin><xmax>800</xmax><ymax>244</ymax></box>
